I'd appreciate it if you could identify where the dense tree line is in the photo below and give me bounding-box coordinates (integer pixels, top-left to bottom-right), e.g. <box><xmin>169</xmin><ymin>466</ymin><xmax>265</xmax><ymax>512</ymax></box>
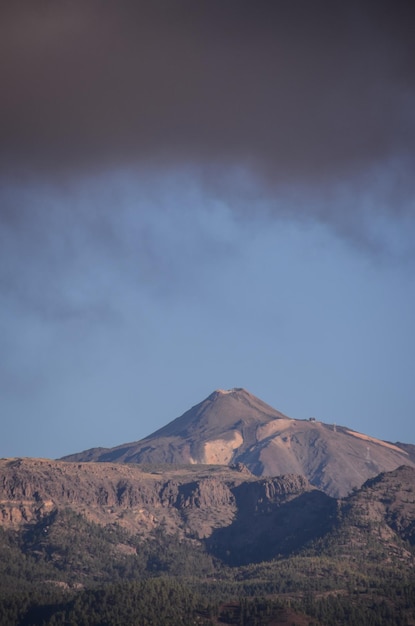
<box><xmin>2</xmin><ymin>583</ymin><xmax>415</xmax><ymax>626</ymax></box>
<box><xmin>1</xmin><ymin>504</ymin><xmax>415</xmax><ymax>625</ymax></box>
<box><xmin>1</xmin><ymin>565</ymin><xmax>415</xmax><ymax>625</ymax></box>
<box><xmin>0</xmin><ymin>579</ymin><xmax>213</xmax><ymax>626</ymax></box>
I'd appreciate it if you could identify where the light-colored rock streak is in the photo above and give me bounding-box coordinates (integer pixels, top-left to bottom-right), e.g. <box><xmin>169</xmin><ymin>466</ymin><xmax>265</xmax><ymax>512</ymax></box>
<box><xmin>256</xmin><ymin>418</ymin><xmax>294</xmax><ymax>441</ymax></box>
<box><xmin>345</xmin><ymin>430</ymin><xmax>407</xmax><ymax>454</ymax></box>
<box><xmin>202</xmin><ymin>431</ymin><xmax>243</xmax><ymax>464</ymax></box>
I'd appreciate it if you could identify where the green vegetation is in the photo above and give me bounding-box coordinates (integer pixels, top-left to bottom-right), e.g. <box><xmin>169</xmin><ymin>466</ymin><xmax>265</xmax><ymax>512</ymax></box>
<box><xmin>2</xmin><ymin>574</ymin><xmax>415</xmax><ymax>625</ymax></box>
<box><xmin>1</xmin><ymin>466</ymin><xmax>415</xmax><ymax>625</ymax></box>
<box><xmin>1</xmin><ymin>508</ymin><xmax>415</xmax><ymax>625</ymax></box>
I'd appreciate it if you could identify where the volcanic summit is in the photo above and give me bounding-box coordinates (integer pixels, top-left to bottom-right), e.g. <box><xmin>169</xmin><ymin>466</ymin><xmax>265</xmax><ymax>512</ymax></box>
<box><xmin>62</xmin><ymin>388</ymin><xmax>415</xmax><ymax>497</ymax></box>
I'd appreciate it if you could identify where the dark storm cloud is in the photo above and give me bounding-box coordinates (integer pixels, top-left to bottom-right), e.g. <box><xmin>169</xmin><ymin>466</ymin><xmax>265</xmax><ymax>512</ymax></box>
<box><xmin>1</xmin><ymin>0</ymin><xmax>415</xmax><ymax>268</ymax></box>
<box><xmin>1</xmin><ymin>1</ymin><xmax>414</xmax><ymax>181</ymax></box>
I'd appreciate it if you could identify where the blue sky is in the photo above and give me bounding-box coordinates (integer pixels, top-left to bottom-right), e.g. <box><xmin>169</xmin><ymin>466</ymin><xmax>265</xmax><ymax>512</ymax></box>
<box><xmin>1</xmin><ymin>169</ymin><xmax>414</xmax><ymax>458</ymax></box>
<box><xmin>1</xmin><ymin>2</ymin><xmax>414</xmax><ymax>458</ymax></box>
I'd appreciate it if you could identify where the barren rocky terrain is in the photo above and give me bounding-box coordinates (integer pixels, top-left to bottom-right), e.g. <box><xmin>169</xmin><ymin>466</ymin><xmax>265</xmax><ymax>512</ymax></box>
<box><xmin>0</xmin><ymin>458</ymin><xmax>315</xmax><ymax>543</ymax></box>
<box><xmin>62</xmin><ymin>388</ymin><xmax>415</xmax><ymax>497</ymax></box>
<box><xmin>1</xmin><ymin>457</ymin><xmax>415</xmax><ymax>567</ymax></box>
<box><xmin>2</xmin><ymin>389</ymin><xmax>415</xmax><ymax>624</ymax></box>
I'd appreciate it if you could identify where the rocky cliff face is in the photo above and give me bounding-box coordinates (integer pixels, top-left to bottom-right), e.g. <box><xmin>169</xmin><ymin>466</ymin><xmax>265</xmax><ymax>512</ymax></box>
<box><xmin>1</xmin><ymin>459</ymin><xmax>415</xmax><ymax>569</ymax></box>
<box><xmin>62</xmin><ymin>388</ymin><xmax>415</xmax><ymax>497</ymax></box>
<box><xmin>0</xmin><ymin>458</ymin><xmax>314</xmax><ymax>543</ymax></box>
<box><xmin>339</xmin><ymin>465</ymin><xmax>415</xmax><ymax>551</ymax></box>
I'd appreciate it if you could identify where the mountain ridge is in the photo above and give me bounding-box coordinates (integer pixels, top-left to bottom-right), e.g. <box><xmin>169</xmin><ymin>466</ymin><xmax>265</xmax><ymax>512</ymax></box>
<box><xmin>61</xmin><ymin>388</ymin><xmax>414</xmax><ymax>497</ymax></box>
<box><xmin>1</xmin><ymin>457</ymin><xmax>414</xmax><ymax>566</ymax></box>
<box><xmin>1</xmin><ymin>458</ymin><xmax>415</xmax><ymax>625</ymax></box>
<box><xmin>0</xmin><ymin>457</ymin><xmax>315</xmax><ymax>541</ymax></box>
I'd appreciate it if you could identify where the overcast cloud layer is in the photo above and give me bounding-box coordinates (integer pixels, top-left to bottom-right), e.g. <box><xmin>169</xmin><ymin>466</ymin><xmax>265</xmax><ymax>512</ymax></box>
<box><xmin>2</xmin><ymin>2</ymin><xmax>415</xmax><ymax>195</ymax></box>
<box><xmin>1</xmin><ymin>2</ymin><xmax>414</xmax><ymax>457</ymax></box>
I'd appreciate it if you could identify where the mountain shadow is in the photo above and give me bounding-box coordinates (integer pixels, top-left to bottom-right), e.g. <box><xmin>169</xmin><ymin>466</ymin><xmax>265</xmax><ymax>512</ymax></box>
<box><xmin>205</xmin><ymin>482</ymin><xmax>338</xmax><ymax>566</ymax></box>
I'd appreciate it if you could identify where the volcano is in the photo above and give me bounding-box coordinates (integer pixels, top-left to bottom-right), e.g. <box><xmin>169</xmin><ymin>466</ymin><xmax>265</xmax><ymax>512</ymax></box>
<box><xmin>62</xmin><ymin>388</ymin><xmax>415</xmax><ymax>497</ymax></box>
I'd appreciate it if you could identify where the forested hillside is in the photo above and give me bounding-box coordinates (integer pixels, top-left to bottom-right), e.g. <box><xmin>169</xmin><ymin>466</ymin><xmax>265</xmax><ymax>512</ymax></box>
<box><xmin>0</xmin><ymin>463</ymin><xmax>415</xmax><ymax>624</ymax></box>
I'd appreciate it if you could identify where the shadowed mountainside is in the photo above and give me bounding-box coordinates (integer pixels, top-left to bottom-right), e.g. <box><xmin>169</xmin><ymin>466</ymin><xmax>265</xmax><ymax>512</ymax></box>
<box><xmin>62</xmin><ymin>388</ymin><xmax>414</xmax><ymax>497</ymax></box>
<box><xmin>0</xmin><ymin>459</ymin><xmax>415</xmax><ymax>573</ymax></box>
<box><xmin>1</xmin><ymin>461</ymin><xmax>415</xmax><ymax>625</ymax></box>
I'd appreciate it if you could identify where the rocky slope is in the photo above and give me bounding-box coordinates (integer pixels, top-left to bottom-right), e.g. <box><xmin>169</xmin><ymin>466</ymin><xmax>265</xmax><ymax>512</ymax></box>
<box><xmin>0</xmin><ymin>458</ymin><xmax>314</xmax><ymax>543</ymax></box>
<box><xmin>1</xmin><ymin>461</ymin><xmax>415</xmax><ymax>626</ymax></box>
<box><xmin>1</xmin><ymin>458</ymin><xmax>415</xmax><ymax>569</ymax></box>
<box><xmin>335</xmin><ymin>465</ymin><xmax>415</xmax><ymax>555</ymax></box>
<box><xmin>62</xmin><ymin>388</ymin><xmax>415</xmax><ymax>497</ymax></box>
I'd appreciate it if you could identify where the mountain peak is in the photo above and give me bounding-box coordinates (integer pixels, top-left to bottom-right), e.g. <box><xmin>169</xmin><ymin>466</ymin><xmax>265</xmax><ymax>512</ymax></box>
<box><xmin>207</xmin><ymin>387</ymin><xmax>254</xmax><ymax>402</ymax></box>
<box><xmin>212</xmin><ymin>387</ymin><xmax>246</xmax><ymax>395</ymax></box>
<box><xmin>61</xmin><ymin>389</ymin><xmax>415</xmax><ymax>497</ymax></box>
<box><xmin>148</xmin><ymin>387</ymin><xmax>287</xmax><ymax>439</ymax></box>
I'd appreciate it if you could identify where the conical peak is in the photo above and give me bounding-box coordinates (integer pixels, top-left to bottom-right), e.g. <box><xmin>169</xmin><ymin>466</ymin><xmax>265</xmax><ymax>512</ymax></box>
<box><xmin>144</xmin><ymin>388</ymin><xmax>287</xmax><ymax>441</ymax></box>
<box><xmin>207</xmin><ymin>388</ymin><xmax>278</xmax><ymax>409</ymax></box>
<box><xmin>200</xmin><ymin>387</ymin><xmax>289</xmax><ymax>426</ymax></box>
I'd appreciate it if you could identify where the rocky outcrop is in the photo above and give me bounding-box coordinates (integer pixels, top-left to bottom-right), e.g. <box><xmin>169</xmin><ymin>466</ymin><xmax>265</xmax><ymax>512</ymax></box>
<box><xmin>0</xmin><ymin>458</ymin><xmax>313</xmax><ymax>540</ymax></box>
<box><xmin>1</xmin><ymin>459</ymin><xmax>415</xmax><ymax>569</ymax></box>
<box><xmin>343</xmin><ymin>465</ymin><xmax>415</xmax><ymax>548</ymax></box>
